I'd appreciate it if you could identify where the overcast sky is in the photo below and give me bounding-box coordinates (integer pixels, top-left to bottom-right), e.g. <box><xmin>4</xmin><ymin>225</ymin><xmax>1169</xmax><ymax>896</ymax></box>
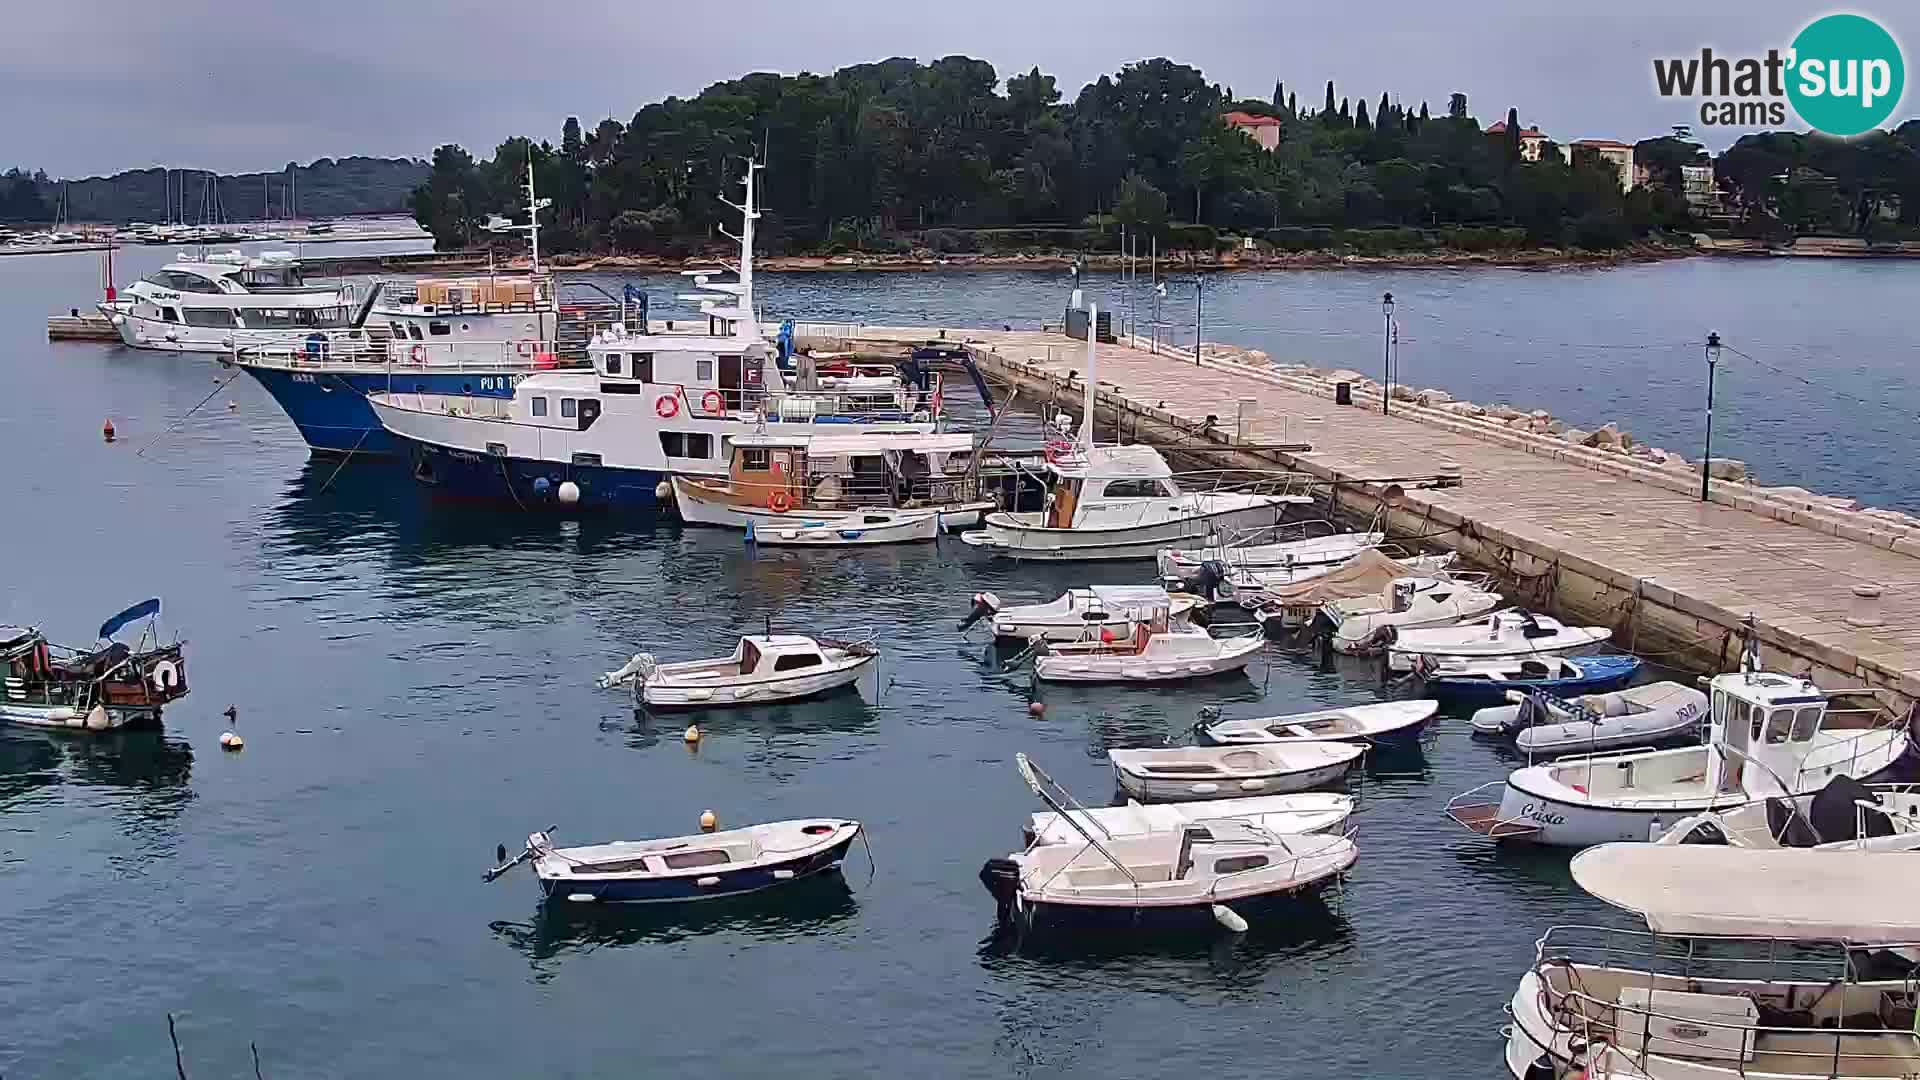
<box><xmin>7</xmin><ymin>0</ymin><xmax>1914</xmax><ymax>177</ymax></box>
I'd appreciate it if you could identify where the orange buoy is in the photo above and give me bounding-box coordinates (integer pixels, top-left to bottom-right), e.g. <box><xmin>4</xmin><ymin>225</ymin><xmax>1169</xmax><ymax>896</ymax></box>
<box><xmin>1027</xmin><ymin>702</ymin><xmax>1046</xmax><ymax>717</ymax></box>
<box><xmin>102</xmin><ymin>419</ymin><xmax>116</xmax><ymax>442</ymax></box>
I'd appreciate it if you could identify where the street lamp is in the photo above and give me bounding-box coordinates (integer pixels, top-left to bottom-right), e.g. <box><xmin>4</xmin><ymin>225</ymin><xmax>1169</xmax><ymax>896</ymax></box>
<box><xmin>1700</xmin><ymin>331</ymin><xmax>1722</xmax><ymax>501</ymax></box>
<box><xmin>1381</xmin><ymin>292</ymin><xmax>1396</xmax><ymax>415</ymax></box>
<box><xmin>1194</xmin><ymin>273</ymin><xmax>1205</xmax><ymax>366</ymax></box>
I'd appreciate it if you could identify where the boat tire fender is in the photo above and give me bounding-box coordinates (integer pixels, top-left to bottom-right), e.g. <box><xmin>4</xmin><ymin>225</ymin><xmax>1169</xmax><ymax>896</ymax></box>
<box><xmin>150</xmin><ymin>659</ymin><xmax>180</xmax><ymax>691</ymax></box>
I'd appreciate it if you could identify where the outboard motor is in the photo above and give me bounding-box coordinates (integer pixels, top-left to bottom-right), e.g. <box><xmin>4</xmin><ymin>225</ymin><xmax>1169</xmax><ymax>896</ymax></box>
<box><xmin>1357</xmin><ymin>624</ymin><xmax>1398</xmax><ymax>655</ymax></box>
<box><xmin>978</xmin><ymin>856</ymin><xmax>1022</xmax><ymax>917</ymax></box>
<box><xmin>1191</xmin><ymin>703</ymin><xmax>1224</xmax><ymax>740</ymax></box>
<box><xmin>1177</xmin><ymin>560</ymin><xmax>1227</xmax><ymax>603</ymax></box>
<box><xmin>957</xmin><ymin>591</ymin><xmax>1002</xmax><ymax>632</ymax></box>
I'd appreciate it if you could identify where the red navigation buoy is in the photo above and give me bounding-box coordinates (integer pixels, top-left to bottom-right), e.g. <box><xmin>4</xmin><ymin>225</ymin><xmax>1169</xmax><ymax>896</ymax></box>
<box><xmin>102</xmin><ymin>418</ymin><xmax>116</xmax><ymax>442</ymax></box>
<box><xmin>1027</xmin><ymin>702</ymin><xmax>1046</xmax><ymax>717</ymax></box>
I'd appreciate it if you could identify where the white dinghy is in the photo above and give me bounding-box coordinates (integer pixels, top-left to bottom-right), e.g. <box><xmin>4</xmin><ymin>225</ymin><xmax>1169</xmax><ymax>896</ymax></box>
<box><xmin>956</xmin><ymin>585</ymin><xmax>1208</xmax><ymax>642</ymax></box>
<box><xmin>1033</xmin><ymin>611</ymin><xmax>1263</xmax><ymax>684</ymax></box>
<box><xmin>485</xmin><ymin>818</ymin><xmax>863</xmax><ymax>903</ymax></box>
<box><xmin>1156</xmin><ymin>523</ymin><xmax>1385</xmax><ymax>578</ymax></box>
<box><xmin>1443</xmin><ymin>667</ymin><xmax>1917</xmax><ymax>847</ymax></box>
<box><xmin>1025</xmin><ymin>793</ymin><xmax>1355</xmax><ymax>847</ymax></box>
<box><xmin>599</xmin><ymin>630</ymin><xmax>878</xmax><ymax>709</ymax></box>
<box><xmin>1196</xmin><ymin>700</ymin><xmax>1438</xmax><ymax>747</ymax></box>
<box><xmin>749</xmin><ymin>509</ymin><xmax>940</xmax><ymax>546</ymax></box>
<box><xmin>981</xmin><ymin>754</ymin><xmax>1358</xmax><ymax>934</ymax></box>
<box><xmin>1469</xmin><ymin>681</ymin><xmax>1708</xmax><ymax>756</ymax></box>
<box><xmin>1325</xmin><ymin>576</ymin><xmax>1504</xmax><ymax>654</ymax></box>
<box><xmin>1384</xmin><ymin>609</ymin><xmax>1611</xmax><ymax>672</ymax></box>
<box><xmin>1109</xmin><ymin>742</ymin><xmax>1363</xmax><ymax>802</ymax></box>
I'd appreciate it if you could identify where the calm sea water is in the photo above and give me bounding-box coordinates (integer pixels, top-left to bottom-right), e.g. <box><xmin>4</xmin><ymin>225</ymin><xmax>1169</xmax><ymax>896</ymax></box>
<box><xmin>1</xmin><ymin>244</ymin><xmax>1912</xmax><ymax>1079</ymax></box>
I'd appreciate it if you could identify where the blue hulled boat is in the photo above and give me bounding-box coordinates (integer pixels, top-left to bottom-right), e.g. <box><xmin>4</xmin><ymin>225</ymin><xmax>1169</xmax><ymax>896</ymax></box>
<box><xmin>1419</xmin><ymin>653</ymin><xmax>1642</xmax><ymax>708</ymax></box>
<box><xmin>487</xmin><ymin>820</ymin><xmax>861</xmax><ymax>904</ymax></box>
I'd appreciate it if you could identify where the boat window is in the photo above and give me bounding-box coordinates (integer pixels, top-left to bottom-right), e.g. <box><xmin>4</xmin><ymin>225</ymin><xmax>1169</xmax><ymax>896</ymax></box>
<box><xmin>408</xmin><ymin>324</ymin><xmax>424</xmax><ymax>341</ymax></box>
<box><xmin>239</xmin><ymin>307</ymin><xmax>350</xmax><ymax>329</ymax></box>
<box><xmin>1743</xmin><ymin>701</ymin><xmax>1762</xmax><ymax>742</ymax></box>
<box><xmin>600</xmin><ymin>382</ymin><xmax>641</xmax><ymax>395</ymax></box>
<box><xmin>742</xmin><ymin>448</ymin><xmax>771</xmax><ymax>471</ymax></box>
<box><xmin>660</xmin><ymin>432</ymin><xmax>714</xmax><ymax>459</ymax></box>
<box><xmin>429</xmin><ymin>321</ymin><xmax>451</xmax><ymax>337</ymax></box>
<box><xmin>605</xmin><ymin>353</ymin><xmax>623</xmax><ymax>376</ymax></box>
<box><xmin>571</xmin><ymin>452</ymin><xmax>601</xmax><ymax>466</ymax></box>
<box><xmin>530</xmin><ymin>397</ymin><xmax>547</xmax><ymax>417</ymax></box>
<box><xmin>161</xmin><ymin>307</ymin><xmax>180</xmax><ymax>323</ymax></box>
<box><xmin>1214</xmin><ymin>854</ymin><xmax>1270</xmax><ymax>874</ymax></box>
<box><xmin>1790</xmin><ymin>705</ymin><xmax>1822</xmax><ymax>741</ymax></box>
<box><xmin>772</xmin><ymin>653</ymin><xmax>823</xmax><ymax>672</ymax></box>
<box><xmin>1764</xmin><ymin>707</ymin><xmax>1794</xmax><ymax>744</ymax></box>
<box><xmin>632</xmin><ymin>353</ymin><xmax>653</xmax><ymax>382</ymax></box>
<box><xmin>485</xmin><ymin>442</ymin><xmax>507</xmax><ymax>457</ymax></box>
<box><xmin>697</xmin><ymin>359</ymin><xmax>714</xmax><ymax>382</ymax></box>
<box><xmin>172</xmin><ymin>272</ymin><xmax>224</xmax><ymax>294</ymax></box>
<box><xmin>560</xmin><ymin>398</ymin><xmax>577</xmax><ymax>418</ymax></box>
<box><xmin>1101</xmin><ymin>478</ymin><xmax>1172</xmax><ymax>498</ymax></box>
<box><xmin>389</xmin><ymin>321</ymin><xmax>407</xmax><ymax>338</ymax></box>
<box><xmin>661</xmin><ymin>849</ymin><xmax>730</xmax><ymax>870</ymax></box>
<box><xmin>182</xmin><ymin>308</ymin><xmax>235</xmax><ymax>327</ymax></box>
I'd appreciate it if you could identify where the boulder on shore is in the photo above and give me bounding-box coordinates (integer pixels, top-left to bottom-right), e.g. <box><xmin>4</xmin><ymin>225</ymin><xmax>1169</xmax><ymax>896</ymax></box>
<box><xmin>1442</xmin><ymin>400</ymin><xmax>1486</xmax><ymax>417</ymax></box>
<box><xmin>1390</xmin><ymin>385</ymin><xmax>1419</xmax><ymax>402</ymax></box>
<box><xmin>1487</xmin><ymin>404</ymin><xmax>1523</xmax><ymax>420</ymax></box>
<box><xmin>1415</xmin><ymin>388</ymin><xmax>1453</xmax><ymax>406</ymax></box>
<box><xmin>1704</xmin><ymin>458</ymin><xmax>1748</xmax><ymax>482</ymax></box>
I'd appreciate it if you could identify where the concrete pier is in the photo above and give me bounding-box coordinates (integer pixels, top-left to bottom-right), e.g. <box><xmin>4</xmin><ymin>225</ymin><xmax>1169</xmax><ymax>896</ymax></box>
<box><xmin>802</xmin><ymin>323</ymin><xmax>1920</xmax><ymax>704</ymax></box>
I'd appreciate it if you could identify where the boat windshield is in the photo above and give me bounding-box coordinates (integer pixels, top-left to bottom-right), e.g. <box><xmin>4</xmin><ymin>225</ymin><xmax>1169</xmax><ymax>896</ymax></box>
<box><xmin>240</xmin><ymin>307</ymin><xmax>350</xmax><ymax>329</ymax></box>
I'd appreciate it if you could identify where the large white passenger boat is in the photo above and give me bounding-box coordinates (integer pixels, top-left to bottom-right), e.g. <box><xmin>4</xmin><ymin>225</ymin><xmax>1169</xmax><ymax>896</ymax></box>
<box><xmin>99</xmin><ymin>251</ymin><xmax>357</xmax><ymax>353</ymax></box>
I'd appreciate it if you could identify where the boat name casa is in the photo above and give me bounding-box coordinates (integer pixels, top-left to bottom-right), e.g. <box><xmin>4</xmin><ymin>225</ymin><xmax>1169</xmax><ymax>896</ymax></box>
<box><xmin>1519</xmin><ymin>802</ymin><xmax>1567</xmax><ymax>826</ymax></box>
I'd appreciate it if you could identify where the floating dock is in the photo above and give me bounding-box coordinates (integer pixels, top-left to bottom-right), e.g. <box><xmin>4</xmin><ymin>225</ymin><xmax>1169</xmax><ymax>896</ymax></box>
<box><xmin>46</xmin><ymin>313</ymin><xmax>121</xmax><ymax>342</ymax></box>
<box><xmin>793</xmin><ymin>323</ymin><xmax>1920</xmax><ymax>704</ymax></box>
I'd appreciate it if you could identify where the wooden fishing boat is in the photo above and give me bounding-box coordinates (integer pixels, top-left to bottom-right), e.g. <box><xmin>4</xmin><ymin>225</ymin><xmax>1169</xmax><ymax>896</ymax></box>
<box><xmin>486</xmin><ymin>819</ymin><xmax>862</xmax><ymax>903</ymax></box>
<box><xmin>748</xmin><ymin>509</ymin><xmax>940</xmax><ymax>546</ymax></box>
<box><xmin>1032</xmin><ymin>614</ymin><xmax>1263</xmax><ymax>683</ymax></box>
<box><xmin>1196</xmin><ymin>700</ymin><xmax>1438</xmax><ymax>746</ymax></box>
<box><xmin>1024</xmin><ymin>792</ymin><xmax>1355</xmax><ymax>847</ymax></box>
<box><xmin>0</xmin><ymin>600</ymin><xmax>188</xmax><ymax>731</ymax></box>
<box><xmin>598</xmin><ymin>630</ymin><xmax>878</xmax><ymax>708</ymax></box>
<box><xmin>1109</xmin><ymin>742</ymin><xmax>1363</xmax><ymax>802</ymax></box>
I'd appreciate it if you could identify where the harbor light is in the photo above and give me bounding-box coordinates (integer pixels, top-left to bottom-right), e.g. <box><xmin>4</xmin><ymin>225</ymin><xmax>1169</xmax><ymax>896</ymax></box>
<box><xmin>1699</xmin><ymin>331</ymin><xmax>1722</xmax><ymax>502</ymax></box>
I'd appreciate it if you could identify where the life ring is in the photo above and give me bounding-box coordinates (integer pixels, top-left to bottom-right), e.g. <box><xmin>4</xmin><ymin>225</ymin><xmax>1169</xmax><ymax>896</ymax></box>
<box><xmin>656</xmin><ymin>394</ymin><xmax>680</xmax><ymax>419</ymax></box>
<box><xmin>1043</xmin><ymin>439</ymin><xmax>1073</xmax><ymax>464</ymax></box>
<box><xmin>701</xmin><ymin>389</ymin><xmax>725</xmax><ymax>414</ymax></box>
<box><xmin>409</xmin><ymin>344</ymin><xmax>426</xmax><ymax>364</ymax></box>
<box><xmin>767</xmin><ymin>491</ymin><xmax>792</xmax><ymax>513</ymax></box>
<box><xmin>150</xmin><ymin>660</ymin><xmax>180</xmax><ymax>691</ymax></box>
<box><xmin>516</xmin><ymin>340</ymin><xmax>534</xmax><ymax>357</ymax></box>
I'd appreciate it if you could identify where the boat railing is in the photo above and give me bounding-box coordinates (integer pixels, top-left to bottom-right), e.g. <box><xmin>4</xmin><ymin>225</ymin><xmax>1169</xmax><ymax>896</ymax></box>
<box><xmin>815</xmin><ymin>626</ymin><xmax>880</xmax><ymax>655</ymax></box>
<box><xmin>1534</xmin><ymin>924</ymin><xmax>1888</xmax><ymax>983</ymax></box>
<box><xmin>238</xmin><ymin>338</ymin><xmax>572</xmax><ymax>374</ymax></box>
<box><xmin>698</xmin><ymin>469</ymin><xmax>979</xmax><ymax>513</ymax></box>
<box><xmin>1440</xmin><ymin>780</ymin><xmax>1545</xmax><ymax>840</ymax></box>
<box><xmin>1204</xmin><ymin>827</ymin><xmax>1358</xmax><ymax>899</ymax></box>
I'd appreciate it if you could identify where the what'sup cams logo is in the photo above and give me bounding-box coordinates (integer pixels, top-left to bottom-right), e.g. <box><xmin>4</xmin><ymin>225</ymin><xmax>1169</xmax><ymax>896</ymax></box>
<box><xmin>1653</xmin><ymin>13</ymin><xmax>1905</xmax><ymax>136</ymax></box>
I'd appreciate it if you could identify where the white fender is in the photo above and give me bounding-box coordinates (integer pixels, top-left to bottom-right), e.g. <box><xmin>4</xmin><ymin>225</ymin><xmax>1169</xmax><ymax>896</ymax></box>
<box><xmin>150</xmin><ymin>660</ymin><xmax>180</xmax><ymax>691</ymax></box>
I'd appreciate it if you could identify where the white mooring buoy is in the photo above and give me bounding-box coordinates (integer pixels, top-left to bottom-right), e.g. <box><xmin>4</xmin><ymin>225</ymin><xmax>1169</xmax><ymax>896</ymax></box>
<box><xmin>557</xmin><ymin>481</ymin><xmax>581</xmax><ymax>505</ymax></box>
<box><xmin>1211</xmin><ymin>904</ymin><xmax>1249</xmax><ymax>933</ymax></box>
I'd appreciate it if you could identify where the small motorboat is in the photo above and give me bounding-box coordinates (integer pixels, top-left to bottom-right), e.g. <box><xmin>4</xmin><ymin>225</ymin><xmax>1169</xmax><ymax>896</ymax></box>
<box><xmin>1468</xmin><ymin>681</ymin><xmax>1709</xmax><ymax>756</ymax></box>
<box><xmin>1382</xmin><ymin>610</ymin><xmax>1612</xmax><ymax>672</ymax></box>
<box><xmin>1025</xmin><ymin>793</ymin><xmax>1356</xmax><ymax>846</ymax></box>
<box><xmin>1655</xmin><ymin>774</ymin><xmax>1920</xmax><ymax>851</ymax></box>
<box><xmin>982</xmin><ymin>754</ymin><xmax>1357</xmax><ymax>933</ymax></box>
<box><xmin>1196</xmin><ymin>700</ymin><xmax>1438</xmax><ymax>746</ymax></box>
<box><xmin>957</xmin><ymin>585</ymin><xmax>1208</xmax><ymax>642</ymax></box>
<box><xmin>1246</xmin><ymin>549</ymin><xmax>1459</xmax><ymax>628</ymax></box>
<box><xmin>485</xmin><ymin>818</ymin><xmax>862</xmax><ymax>903</ymax></box>
<box><xmin>748</xmin><ymin>509</ymin><xmax>940</xmax><ymax>546</ymax></box>
<box><xmin>1033</xmin><ymin>614</ymin><xmax>1263</xmax><ymax>684</ymax></box>
<box><xmin>0</xmin><ymin>600</ymin><xmax>188</xmax><ymax>731</ymax></box>
<box><xmin>1109</xmin><ymin>742</ymin><xmax>1363</xmax><ymax>802</ymax></box>
<box><xmin>1420</xmin><ymin>654</ymin><xmax>1641</xmax><ymax>708</ymax></box>
<box><xmin>1156</xmin><ymin>525</ymin><xmax>1385</xmax><ymax>577</ymax></box>
<box><xmin>599</xmin><ymin>630</ymin><xmax>878</xmax><ymax>708</ymax></box>
<box><xmin>1325</xmin><ymin>577</ymin><xmax>1504</xmax><ymax>654</ymax></box>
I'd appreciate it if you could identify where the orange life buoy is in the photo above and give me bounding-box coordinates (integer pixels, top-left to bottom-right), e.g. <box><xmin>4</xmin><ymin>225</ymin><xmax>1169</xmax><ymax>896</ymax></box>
<box><xmin>701</xmin><ymin>389</ymin><xmax>725</xmax><ymax>414</ymax></box>
<box><xmin>656</xmin><ymin>394</ymin><xmax>680</xmax><ymax>419</ymax></box>
<box><xmin>767</xmin><ymin>490</ymin><xmax>792</xmax><ymax>513</ymax></box>
<box><xmin>409</xmin><ymin>344</ymin><xmax>426</xmax><ymax>364</ymax></box>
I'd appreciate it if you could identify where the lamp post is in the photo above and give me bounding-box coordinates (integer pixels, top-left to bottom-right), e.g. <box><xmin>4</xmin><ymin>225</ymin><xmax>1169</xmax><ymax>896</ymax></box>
<box><xmin>1381</xmin><ymin>292</ymin><xmax>1396</xmax><ymax>414</ymax></box>
<box><xmin>1700</xmin><ymin>331</ymin><xmax>1722</xmax><ymax>502</ymax></box>
<box><xmin>1194</xmin><ymin>273</ymin><xmax>1204</xmax><ymax>366</ymax></box>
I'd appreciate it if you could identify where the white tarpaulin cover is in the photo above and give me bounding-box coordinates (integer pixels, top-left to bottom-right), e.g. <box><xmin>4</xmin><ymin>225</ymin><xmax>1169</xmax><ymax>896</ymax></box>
<box><xmin>1571</xmin><ymin>843</ymin><xmax>1920</xmax><ymax>944</ymax></box>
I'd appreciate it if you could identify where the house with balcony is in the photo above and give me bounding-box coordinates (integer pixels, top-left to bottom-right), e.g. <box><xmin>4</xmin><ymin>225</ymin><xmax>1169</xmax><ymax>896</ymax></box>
<box><xmin>1566</xmin><ymin>139</ymin><xmax>1636</xmax><ymax>191</ymax></box>
<box><xmin>1485</xmin><ymin>120</ymin><xmax>1552</xmax><ymax>162</ymax></box>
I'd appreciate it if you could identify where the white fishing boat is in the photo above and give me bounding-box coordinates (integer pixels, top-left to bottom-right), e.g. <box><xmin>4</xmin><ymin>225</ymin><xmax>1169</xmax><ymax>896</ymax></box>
<box><xmin>956</xmin><ymin>585</ymin><xmax>1208</xmax><ymax>641</ymax></box>
<box><xmin>1025</xmin><ymin>793</ymin><xmax>1356</xmax><ymax>846</ymax></box>
<box><xmin>747</xmin><ymin>508</ymin><xmax>941</xmax><ymax>546</ymax></box>
<box><xmin>597</xmin><ymin>630</ymin><xmax>878</xmax><ymax>709</ymax></box>
<box><xmin>1383</xmin><ymin>609</ymin><xmax>1611</xmax><ymax>672</ymax></box>
<box><xmin>1033</xmin><ymin>612</ymin><xmax>1263</xmax><ymax>683</ymax></box>
<box><xmin>1324</xmin><ymin>576</ymin><xmax>1504</xmax><ymax>654</ymax></box>
<box><xmin>1109</xmin><ymin>742</ymin><xmax>1364</xmax><ymax>802</ymax></box>
<box><xmin>1505</xmin><ymin>843</ymin><xmax>1920</xmax><ymax>1080</ymax></box>
<box><xmin>1443</xmin><ymin>666</ymin><xmax>1918</xmax><ymax>847</ymax></box>
<box><xmin>1469</xmin><ymin>681</ymin><xmax>1708</xmax><ymax>756</ymax></box>
<box><xmin>981</xmin><ymin>754</ymin><xmax>1357</xmax><ymax>934</ymax></box>
<box><xmin>1656</xmin><ymin>774</ymin><xmax>1920</xmax><ymax>851</ymax></box>
<box><xmin>958</xmin><ymin>314</ymin><xmax>1305</xmax><ymax>561</ymax></box>
<box><xmin>1246</xmin><ymin>549</ymin><xmax>1463</xmax><ymax>629</ymax></box>
<box><xmin>672</xmin><ymin>429</ymin><xmax>994</xmax><ymax>533</ymax></box>
<box><xmin>485</xmin><ymin>818</ymin><xmax>863</xmax><ymax>903</ymax></box>
<box><xmin>1156</xmin><ymin>523</ymin><xmax>1385</xmax><ymax>578</ymax></box>
<box><xmin>1196</xmin><ymin>700</ymin><xmax>1439</xmax><ymax>747</ymax></box>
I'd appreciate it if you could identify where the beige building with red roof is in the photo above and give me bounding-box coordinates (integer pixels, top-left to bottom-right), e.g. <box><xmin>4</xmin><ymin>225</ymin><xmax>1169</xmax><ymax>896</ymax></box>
<box><xmin>1221</xmin><ymin>111</ymin><xmax>1281</xmax><ymax>151</ymax></box>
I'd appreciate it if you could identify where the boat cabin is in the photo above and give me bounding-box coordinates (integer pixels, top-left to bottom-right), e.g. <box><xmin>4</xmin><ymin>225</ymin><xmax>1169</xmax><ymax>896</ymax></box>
<box><xmin>1704</xmin><ymin>671</ymin><xmax>1840</xmax><ymax>797</ymax></box>
<box><xmin>1040</xmin><ymin>444</ymin><xmax>1189</xmax><ymax>528</ymax></box>
<box><xmin>715</xmin><ymin>429</ymin><xmax>975</xmax><ymax>512</ymax></box>
<box><xmin>586</xmin><ymin>321</ymin><xmax>770</xmax><ymax>411</ymax></box>
<box><xmin>374</xmin><ymin>273</ymin><xmax>560</xmax><ymax>351</ymax></box>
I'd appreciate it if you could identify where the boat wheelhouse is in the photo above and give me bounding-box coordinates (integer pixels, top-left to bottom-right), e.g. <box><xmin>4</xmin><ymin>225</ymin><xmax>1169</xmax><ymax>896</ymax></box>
<box><xmin>671</xmin><ymin>428</ymin><xmax>993</xmax><ymax>532</ymax></box>
<box><xmin>101</xmin><ymin>251</ymin><xmax>357</xmax><ymax>353</ymax></box>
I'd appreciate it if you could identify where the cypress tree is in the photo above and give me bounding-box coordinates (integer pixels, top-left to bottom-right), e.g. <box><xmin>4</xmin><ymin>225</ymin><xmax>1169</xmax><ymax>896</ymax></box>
<box><xmin>1339</xmin><ymin>97</ymin><xmax>1351</xmax><ymax>126</ymax></box>
<box><xmin>1274</xmin><ymin>80</ymin><xmax>1284</xmax><ymax>108</ymax></box>
<box><xmin>1504</xmin><ymin>106</ymin><xmax>1522</xmax><ymax>163</ymax></box>
<box><xmin>1356</xmin><ymin>99</ymin><xmax>1371</xmax><ymax>131</ymax></box>
<box><xmin>1419</xmin><ymin>101</ymin><xmax>1431</xmax><ymax>123</ymax></box>
<box><xmin>1378</xmin><ymin>93</ymin><xmax>1391</xmax><ymax>130</ymax></box>
<box><xmin>1323</xmin><ymin>81</ymin><xmax>1336</xmax><ymax>115</ymax></box>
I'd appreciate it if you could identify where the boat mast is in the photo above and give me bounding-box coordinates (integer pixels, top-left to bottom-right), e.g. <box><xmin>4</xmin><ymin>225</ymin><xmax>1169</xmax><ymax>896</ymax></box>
<box><xmin>524</xmin><ymin>156</ymin><xmax>544</xmax><ymax>274</ymax></box>
<box><xmin>717</xmin><ymin>159</ymin><xmax>761</xmax><ymax>331</ymax></box>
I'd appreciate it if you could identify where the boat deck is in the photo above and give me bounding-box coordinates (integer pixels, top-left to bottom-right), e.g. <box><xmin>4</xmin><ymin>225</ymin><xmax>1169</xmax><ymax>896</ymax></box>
<box><xmin>1440</xmin><ymin>803</ymin><xmax>1543</xmax><ymax>840</ymax></box>
<box><xmin>822</xmin><ymin>325</ymin><xmax>1920</xmax><ymax>701</ymax></box>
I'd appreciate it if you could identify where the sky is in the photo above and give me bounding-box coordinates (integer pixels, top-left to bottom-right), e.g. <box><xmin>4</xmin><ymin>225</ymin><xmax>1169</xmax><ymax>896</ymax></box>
<box><xmin>7</xmin><ymin>0</ymin><xmax>1916</xmax><ymax>178</ymax></box>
